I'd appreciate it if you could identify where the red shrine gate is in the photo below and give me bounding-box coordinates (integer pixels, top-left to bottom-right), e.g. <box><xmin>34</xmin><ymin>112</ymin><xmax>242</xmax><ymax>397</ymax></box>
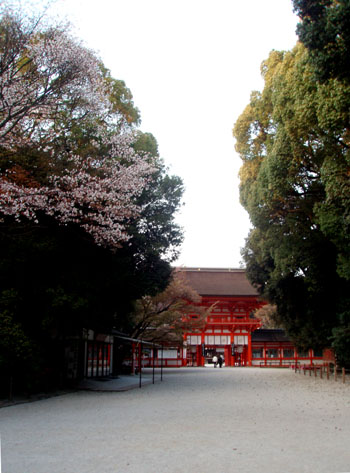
<box><xmin>181</xmin><ymin>268</ymin><xmax>264</xmax><ymax>367</ymax></box>
<box><xmin>138</xmin><ymin>268</ymin><xmax>324</xmax><ymax>369</ymax></box>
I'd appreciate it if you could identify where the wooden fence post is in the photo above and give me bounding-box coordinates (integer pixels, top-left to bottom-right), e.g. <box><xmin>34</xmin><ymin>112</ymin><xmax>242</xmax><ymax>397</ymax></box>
<box><xmin>327</xmin><ymin>363</ymin><xmax>330</xmax><ymax>380</ymax></box>
<box><xmin>320</xmin><ymin>366</ymin><xmax>323</xmax><ymax>379</ymax></box>
<box><xmin>342</xmin><ymin>367</ymin><xmax>345</xmax><ymax>384</ymax></box>
<box><xmin>334</xmin><ymin>365</ymin><xmax>337</xmax><ymax>382</ymax></box>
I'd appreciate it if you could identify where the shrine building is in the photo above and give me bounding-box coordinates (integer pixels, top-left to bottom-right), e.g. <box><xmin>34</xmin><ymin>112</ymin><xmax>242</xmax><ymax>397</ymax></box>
<box><xmin>181</xmin><ymin>267</ymin><xmax>263</xmax><ymax>367</ymax></box>
<box><xmin>179</xmin><ymin>267</ymin><xmax>323</xmax><ymax>368</ymax></box>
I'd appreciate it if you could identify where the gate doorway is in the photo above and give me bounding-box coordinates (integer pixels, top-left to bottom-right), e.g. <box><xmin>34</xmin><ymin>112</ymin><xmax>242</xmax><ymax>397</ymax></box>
<box><xmin>204</xmin><ymin>347</ymin><xmax>225</xmax><ymax>366</ymax></box>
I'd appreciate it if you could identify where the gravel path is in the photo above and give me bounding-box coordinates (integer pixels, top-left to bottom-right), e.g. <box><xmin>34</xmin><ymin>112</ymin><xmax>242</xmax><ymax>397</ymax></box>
<box><xmin>1</xmin><ymin>367</ymin><xmax>350</xmax><ymax>473</ymax></box>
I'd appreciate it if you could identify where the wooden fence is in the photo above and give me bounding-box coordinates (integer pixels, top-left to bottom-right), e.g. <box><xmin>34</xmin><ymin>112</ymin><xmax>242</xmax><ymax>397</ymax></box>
<box><xmin>293</xmin><ymin>363</ymin><xmax>350</xmax><ymax>384</ymax></box>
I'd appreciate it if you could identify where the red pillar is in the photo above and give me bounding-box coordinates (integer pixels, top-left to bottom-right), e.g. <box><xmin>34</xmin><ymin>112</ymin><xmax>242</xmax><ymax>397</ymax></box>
<box><xmin>131</xmin><ymin>342</ymin><xmax>136</xmax><ymax>374</ymax></box>
<box><xmin>181</xmin><ymin>347</ymin><xmax>186</xmax><ymax>367</ymax></box>
<box><xmin>183</xmin><ymin>333</ymin><xmax>188</xmax><ymax>367</ymax></box>
<box><xmin>196</xmin><ymin>345</ymin><xmax>201</xmax><ymax>366</ymax></box>
<box><xmin>279</xmin><ymin>344</ymin><xmax>283</xmax><ymax>366</ymax></box>
<box><xmin>247</xmin><ymin>332</ymin><xmax>252</xmax><ymax>366</ymax></box>
<box><xmin>200</xmin><ymin>333</ymin><xmax>205</xmax><ymax>366</ymax></box>
<box><xmin>229</xmin><ymin>332</ymin><xmax>234</xmax><ymax>367</ymax></box>
<box><xmin>224</xmin><ymin>346</ymin><xmax>230</xmax><ymax>367</ymax></box>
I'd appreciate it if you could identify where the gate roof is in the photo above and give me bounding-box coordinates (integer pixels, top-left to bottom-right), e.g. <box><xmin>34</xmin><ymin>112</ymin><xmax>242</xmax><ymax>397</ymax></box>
<box><xmin>179</xmin><ymin>267</ymin><xmax>259</xmax><ymax>297</ymax></box>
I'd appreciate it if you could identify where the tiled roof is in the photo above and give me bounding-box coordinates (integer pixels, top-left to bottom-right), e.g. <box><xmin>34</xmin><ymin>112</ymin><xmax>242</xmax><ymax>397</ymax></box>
<box><xmin>178</xmin><ymin>267</ymin><xmax>259</xmax><ymax>297</ymax></box>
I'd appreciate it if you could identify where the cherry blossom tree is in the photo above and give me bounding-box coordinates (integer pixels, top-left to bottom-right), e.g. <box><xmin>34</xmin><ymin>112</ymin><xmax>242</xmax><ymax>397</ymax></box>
<box><xmin>0</xmin><ymin>2</ymin><xmax>110</xmax><ymax>147</ymax></box>
<box><xmin>0</xmin><ymin>3</ymin><xmax>156</xmax><ymax>249</ymax></box>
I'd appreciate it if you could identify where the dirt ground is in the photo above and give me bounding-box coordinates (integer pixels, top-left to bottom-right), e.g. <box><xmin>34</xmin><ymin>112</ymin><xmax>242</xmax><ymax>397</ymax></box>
<box><xmin>1</xmin><ymin>367</ymin><xmax>349</xmax><ymax>473</ymax></box>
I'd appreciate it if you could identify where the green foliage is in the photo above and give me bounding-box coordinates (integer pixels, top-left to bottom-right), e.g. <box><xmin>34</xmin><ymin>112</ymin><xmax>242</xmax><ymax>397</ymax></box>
<box><xmin>127</xmin><ymin>131</ymin><xmax>184</xmax><ymax>266</ymax></box>
<box><xmin>331</xmin><ymin>314</ymin><xmax>350</xmax><ymax>368</ymax></box>
<box><xmin>293</xmin><ymin>0</ymin><xmax>350</xmax><ymax>82</ymax></box>
<box><xmin>0</xmin><ymin>290</ymin><xmax>35</xmax><ymax>368</ymax></box>
<box><xmin>108</xmin><ymin>78</ymin><xmax>141</xmax><ymax>127</ymax></box>
<box><xmin>0</xmin><ymin>289</ymin><xmax>40</xmax><ymax>396</ymax></box>
<box><xmin>133</xmin><ymin>131</ymin><xmax>159</xmax><ymax>157</ymax></box>
<box><xmin>234</xmin><ymin>43</ymin><xmax>350</xmax><ymax>353</ymax></box>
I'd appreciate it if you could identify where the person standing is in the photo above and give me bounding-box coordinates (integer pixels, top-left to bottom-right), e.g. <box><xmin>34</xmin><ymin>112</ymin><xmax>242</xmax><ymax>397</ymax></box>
<box><xmin>218</xmin><ymin>354</ymin><xmax>223</xmax><ymax>368</ymax></box>
<box><xmin>212</xmin><ymin>355</ymin><xmax>218</xmax><ymax>367</ymax></box>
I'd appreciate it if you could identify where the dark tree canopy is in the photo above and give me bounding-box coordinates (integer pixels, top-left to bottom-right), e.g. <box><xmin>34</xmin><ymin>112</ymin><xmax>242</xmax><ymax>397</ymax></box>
<box><xmin>0</xmin><ymin>3</ymin><xmax>184</xmax><ymax>392</ymax></box>
<box><xmin>233</xmin><ymin>44</ymin><xmax>350</xmax><ymax>362</ymax></box>
<box><xmin>293</xmin><ymin>0</ymin><xmax>350</xmax><ymax>82</ymax></box>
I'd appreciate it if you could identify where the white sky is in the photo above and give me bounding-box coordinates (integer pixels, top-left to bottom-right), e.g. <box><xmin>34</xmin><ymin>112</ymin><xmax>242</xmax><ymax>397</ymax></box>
<box><xmin>50</xmin><ymin>0</ymin><xmax>298</xmax><ymax>268</ymax></box>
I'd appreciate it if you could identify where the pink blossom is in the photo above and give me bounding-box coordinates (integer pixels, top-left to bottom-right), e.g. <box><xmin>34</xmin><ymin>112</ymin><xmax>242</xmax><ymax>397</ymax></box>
<box><xmin>0</xmin><ymin>5</ymin><xmax>157</xmax><ymax>249</ymax></box>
